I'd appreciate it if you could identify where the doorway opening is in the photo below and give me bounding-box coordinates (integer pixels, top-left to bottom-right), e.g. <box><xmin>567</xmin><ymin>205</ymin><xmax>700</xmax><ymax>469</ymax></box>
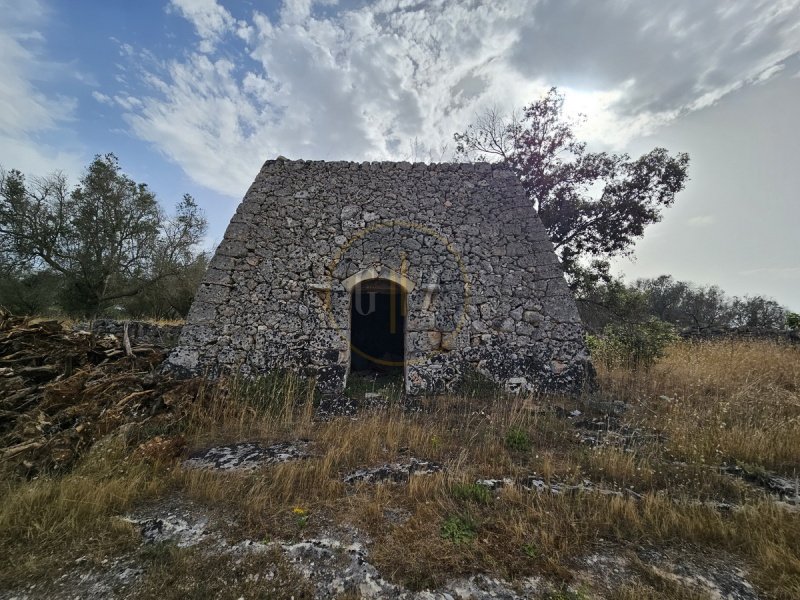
<box><xmin>350</xmin><ymin>279</ymin><xmax>406</xmax><ymax>376</ymax></box>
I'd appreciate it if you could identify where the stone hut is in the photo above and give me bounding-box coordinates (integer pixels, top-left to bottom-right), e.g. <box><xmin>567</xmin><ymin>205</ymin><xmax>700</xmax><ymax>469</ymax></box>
<box><xmin>166</xmin><ymin>158</ymin><xmax>591</xmax><ymax>395</ymax></box>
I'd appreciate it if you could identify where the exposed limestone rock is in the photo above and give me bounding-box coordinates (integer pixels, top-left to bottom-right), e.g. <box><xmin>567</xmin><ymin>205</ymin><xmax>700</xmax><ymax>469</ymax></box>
<box><xmin>343</xmin><ymin>458</ymin><xmax>444</xmax><ymax>484</ymax></box>
<box><xmin>166</xmin><ymin>159</ymin><xmax>592</xmax><ymax>395</ymax></box>
<box><xmin>183</xmin><ymin>440</ymin><xmax>310</xmax><ymax>471</ymax></box>
<box><xmin>579</xmin><ymin>550</ymin><xmax>759</xmax><ymax>600</ymax></box>
<box><xmin>19</xmin><ymin>499</ymin><xmax>758</xmax><ymax>599</ymax></box>
<box><xmin>476</xmin><ymin>476</ymin><xmax>643</xmax><ymax>499</ymax></box>
<box><xmin>722</xmin><ymin>463</ymin><xmax>800</xmax><ymax>505</ymax></box>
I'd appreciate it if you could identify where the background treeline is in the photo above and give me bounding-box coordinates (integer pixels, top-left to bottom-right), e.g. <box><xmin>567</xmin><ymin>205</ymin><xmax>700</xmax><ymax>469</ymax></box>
<box><xmin>578</xmin><ymin>274</ymin><xmax>795</xmax><ymax>333</ymax></box>
<box><xmin>0</xmin><ymin>154</ymin><xmax>208</xmax><ymax>319</ymax></box>
<box><xmin>577</xmin><ymin>275</ymin><xmax>799</xmax><ymax>371</ymax></box>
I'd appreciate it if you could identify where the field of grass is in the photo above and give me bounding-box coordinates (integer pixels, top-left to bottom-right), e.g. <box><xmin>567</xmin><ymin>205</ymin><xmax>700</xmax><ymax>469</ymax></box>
<box><xmin>1</xmin><ymin>339</ymin><xmax>798</xmax><ymax>598</ymax></box>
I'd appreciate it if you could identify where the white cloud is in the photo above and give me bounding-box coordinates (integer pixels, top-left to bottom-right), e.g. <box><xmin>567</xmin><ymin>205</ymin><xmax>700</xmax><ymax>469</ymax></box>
<box><xmin>116</xmin><ymin>0</ymin><xmax>800</xmax><ymax>197</ymax></box>
<box><xmin>112</xmin><ymin>94</ymin><xmax>143</xmax><ymax>110</ymax></box>
<box><xmin>0</xmin><ymin>0</ymin><xmax>83</xmax><ymax>175</ymax></box>
<box><xmin>0</xmin><ymin>27</ymin><xmax>73</xmax><ymax>135</ymax></box>
<box><xmin>168</xmin><ymin>0</ymin><xmax>240</xmax><ymax>53</ymax></box>
<box><xmin>755</xmin><ymin>63</ymin><xmax>786</xmax><ymax>83</ymax></box>
<box><xmin>121</xmin><ymin>1</ymin><xmax>536</xmax><ymax>195</ymax></box>
<box><xmin>280</xmin><ymin>0</ymin><xmax>314</xmax><ymax>25</ymax></box>
<box><xmin>92</xmin><ymin>90</ymin><xmax>113</xmax><ymax>104</ymax></box>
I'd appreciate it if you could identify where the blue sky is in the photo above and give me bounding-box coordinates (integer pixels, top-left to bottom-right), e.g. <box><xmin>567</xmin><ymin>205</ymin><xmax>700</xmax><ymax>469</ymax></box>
<box><xmin>1</xmin><ymin>0</ymin><xmax>799</xmax><ymax>309</ymax></box>
<box><xmin>0</xmin><ymin>0</ymin><xmax>247</xmax><ymax>226</ymax></box>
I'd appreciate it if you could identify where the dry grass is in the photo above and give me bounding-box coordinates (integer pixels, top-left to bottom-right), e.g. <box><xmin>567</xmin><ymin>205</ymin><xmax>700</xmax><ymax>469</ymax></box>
<box><xmin>0</xmin><ymin>438</ymin><xmax>169</xmax><ymax>587</ymax></box>
<box><xmin>131</xmin><ymin>543</ymin><xmax>313</xmax><ymax>599</ymax></box>
<box><xmin>603</xmin><ymin>339</ymin><xmax>800</xmax><ymax>472</ymax></box>
<box><xmin>1</xmin><ymin>339</ymin><xmax>799</xmax><ymax>598</ymax></box>
<box><xmin>180</xmin><ymin>372</ymin><xmax>317</xmax><ymax>444</ymax></box>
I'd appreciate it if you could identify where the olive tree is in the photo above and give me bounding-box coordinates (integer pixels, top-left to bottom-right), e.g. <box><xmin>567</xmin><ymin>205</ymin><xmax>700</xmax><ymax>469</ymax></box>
<box><xmin>0</xmin><ymin>154</ymin><xmax>207</xmax><ymax>315</ymax></box>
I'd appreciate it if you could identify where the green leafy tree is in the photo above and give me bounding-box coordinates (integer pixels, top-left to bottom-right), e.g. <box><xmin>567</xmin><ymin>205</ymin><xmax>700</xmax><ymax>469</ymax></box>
<box><xmin>124</xmin><ymin>253</ymin><xmax>209</xmax><ymax>318</ymax></box>
<box><xmin>729</xmin><ymin>295</ymin><xmax>787</xmax><ymax>329</ymax></box>
<box><xmin>0</xmin><ymin>154</ymin><xmax>207</xmax><ymax>316</ymax></box>
<box><xmin>454</xmin><ymin>88</ymin><xmax>690</xmax><ymax>285</ymax></box>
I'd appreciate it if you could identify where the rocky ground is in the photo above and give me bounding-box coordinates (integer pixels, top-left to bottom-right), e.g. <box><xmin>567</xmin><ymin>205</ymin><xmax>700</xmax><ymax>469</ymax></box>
<box><xmin>1</xmin><ymin>316</ymin><xmax>799</xmax><ymax>598</ymax></box>
<box><xmin>6</xmin><ymin>407</ymin><xmax>796</xmax><ymax>599</ymax></box>
<box><xmin>4</xmin><ymin>435</ymin><xmax>769</xmax><ymax>600</ymax></box>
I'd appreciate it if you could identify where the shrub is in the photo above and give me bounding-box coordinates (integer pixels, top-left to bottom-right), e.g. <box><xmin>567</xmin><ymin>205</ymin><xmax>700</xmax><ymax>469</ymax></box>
<box><xmin>589</xmin><ymin>318</ymin><xmax>677</xmax><ymax>371</ymax></box>
<box><xmin>505</xmin><ymin>426</ymin><xmax>532</xmax><ymax>452</ymax></box>
<box><xmin>440</xmin><ymin>514</ymin><xmax>477</xmax><ymax>544</ymax></box>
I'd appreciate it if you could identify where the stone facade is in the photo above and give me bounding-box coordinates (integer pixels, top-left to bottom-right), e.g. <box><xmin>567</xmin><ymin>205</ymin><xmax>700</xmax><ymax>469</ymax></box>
<box><xmin>165</xmin><ymin>158</ymin><xmax>591</xmax><ymax>395</ymax></box>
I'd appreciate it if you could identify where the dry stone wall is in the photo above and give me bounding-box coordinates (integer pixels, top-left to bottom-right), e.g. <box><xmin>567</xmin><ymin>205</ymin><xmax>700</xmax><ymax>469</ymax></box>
<box><xmin>166</xmin><ymin>158</ymin><xmax>591</xmax><ymax>395</ymax></box>
<box><xmin>73</xmin><ymin>320</ymin><xmax>183</xmax><ymax>347</ymax></box>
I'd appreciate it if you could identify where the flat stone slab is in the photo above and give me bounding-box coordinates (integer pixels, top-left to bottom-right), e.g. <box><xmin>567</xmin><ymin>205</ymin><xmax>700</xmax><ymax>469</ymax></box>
<box><xmin>478</xmin><ymin>474</ymin><xmax>800</xmax><ymax>513</ymax></box>
<box><xmin>343</xmin><ymin>458</ymin><xmax>444</xmax><ymax>484</ymax></box>
<box><xmin>183</xmin><ymin>441</ymin><xmax>309</xmax><ymax>471</ymax></box>
<box><xmin>134</xmin><ymin>514</ymin><xmax>211</xmax><ymax>547</ymax></box>
<box><xmin>71</xmin><ymin>496</ymin><xmax>749</xmax><ymax>600</ymax></box>
<box><xmin>579</xmin><ymin>550</ymin><xmax>758</xmax><ymax>600</ymax></box>
<box><xmin>522</xmin><ymin>476</ymin><xmax>643</xmax><ymax>499</ymax></box>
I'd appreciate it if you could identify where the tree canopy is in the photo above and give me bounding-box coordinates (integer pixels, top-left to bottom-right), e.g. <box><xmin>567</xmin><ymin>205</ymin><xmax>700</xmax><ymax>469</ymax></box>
<box><xmin>0</xmin><ymin>154</ymin><xmax>207</xmax><ymax>316</ymax></box>
<box><xmin>454</xmin><ymin>88</ymin><xmax>690</xmax><ymax>286</ymax></box>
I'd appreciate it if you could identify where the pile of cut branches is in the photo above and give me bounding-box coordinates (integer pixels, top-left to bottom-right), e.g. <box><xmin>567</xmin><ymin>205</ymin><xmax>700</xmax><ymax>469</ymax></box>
<box><xmin>0</xmin><ymin>309</ymin><xmax>195</xmax><ymax>475</ymax></box>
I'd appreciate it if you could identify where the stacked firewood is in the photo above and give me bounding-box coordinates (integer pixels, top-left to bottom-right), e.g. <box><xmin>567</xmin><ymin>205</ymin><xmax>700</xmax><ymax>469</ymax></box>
<box><xmin>0</xmin><ymin>309</ymin><xmax>193</xmax><ymax>475</ymax></box>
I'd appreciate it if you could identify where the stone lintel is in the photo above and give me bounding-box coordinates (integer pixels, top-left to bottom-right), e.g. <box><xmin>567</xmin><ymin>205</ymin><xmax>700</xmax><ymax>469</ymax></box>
<box><xmin>341</xmin><ymin>265</ymin><xmax>416</xmax><ymax>293</ymax></box>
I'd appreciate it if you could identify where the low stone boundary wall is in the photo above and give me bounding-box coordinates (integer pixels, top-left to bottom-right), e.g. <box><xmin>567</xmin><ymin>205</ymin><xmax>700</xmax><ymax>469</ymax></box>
<box><xmin>679</xmin><ymin>327</ymin><xmax>799</xmax><ymax>344</ymax></box>
<box><xmin>73</xmin><ymin>319</ymin><xmax>184</xmax><ymax>348</ymax></box>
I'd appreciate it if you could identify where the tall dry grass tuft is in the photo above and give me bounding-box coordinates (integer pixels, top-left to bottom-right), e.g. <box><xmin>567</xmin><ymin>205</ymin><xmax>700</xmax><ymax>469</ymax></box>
<box><xmin>181</xmin><ymin>371</ymin><xmax>316</xmax><ymax>444</ymax></box>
